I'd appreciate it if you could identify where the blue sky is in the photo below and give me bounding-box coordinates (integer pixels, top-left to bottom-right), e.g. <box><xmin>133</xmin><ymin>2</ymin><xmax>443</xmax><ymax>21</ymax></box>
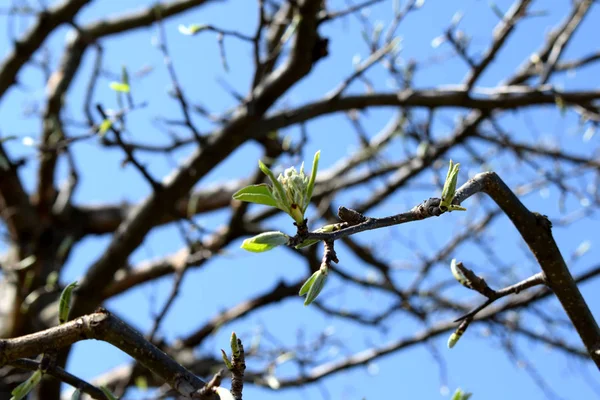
<box><xmin>1</xmin><ymin>0</ymin><xmax>600</xmax><ymax>399</ymax></box>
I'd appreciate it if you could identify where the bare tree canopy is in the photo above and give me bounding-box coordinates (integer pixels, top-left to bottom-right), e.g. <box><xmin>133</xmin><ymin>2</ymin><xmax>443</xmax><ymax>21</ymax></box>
<box><xmin>0</xmin><ymin>0</ymin><xmax>599</xmax><ymax>399</ymax></box>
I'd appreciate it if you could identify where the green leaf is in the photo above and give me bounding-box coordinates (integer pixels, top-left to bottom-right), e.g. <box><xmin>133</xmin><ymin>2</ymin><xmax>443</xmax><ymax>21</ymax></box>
<box><xmin>241</xmin><ymin>231</ymin><xmax>289</xmax><ymax>253</ymax></box>
<box><xmin>232</xmin><ymin>184</ymin><xmax>278</xmax><ymax>208</ymax></box>
<box><xmin>98</xmin><ymin>119</ymin><xmax>112</xmax><ymax>137</ymax></box>
<box><xmin>447</xmin><ymin>332</ymin><xmax>460</xmax><ymax>349</ymax></box>
<box><xmin>230</xmin><ymin>331</ymin><xmax>240</xmax><ymax>357</ymax></box>
<box><xmin>303</xmin><ymin>269</ymin><xmax>327</xmax><ymax>306</ymax></box>
<box><xmin>440</xmin><ymin>160</ymin><xmax>466</xmax><ymax>212</ymax></box>
<box><xmin>221</xmin><ymin>349</ymin><xmax>233</xmax><ymax>370</ymax></box>
<box><xmin>11</xmin><ymin>370</ymin><xmax>42</xmax><ymax>400</ymax></box>
<box><xmin>258</xmin><ymin>160</ymin><xmax>289</xmax><ymax>212</ymax></box>
<box><xmin>58</xmin><ymin>281</ymin><xmax>78</xmax><ymax>324</ymax></box>
<box><xmin>451</xmin><ymin>388</ymin><xmax>473</xmax><ymax>400</ymax></box>
<box><xmin>448</xmin><ymin>319</ymin><xmax>469</xmax><ymax>349</ymax></box>
<box><xmin>100</xmin><ymin>387</ymin><xmax>118</xmax><ymax>400</ymax></box>
<box><xmin>109</xmin><ymin>82</ymin><xmax>130</xmax><ymax>93</ymax></box>
<box><xmin>450</xmin><ymin>259</ymin><xmax>469</xmax><ymax>287</ymax></box>
<box><xmin>178</xmin><ymin>24</ymin><xmax>209</xmax><ymax>35</ymax></box>
<box><xmin>299</xmin><ymin>270</ymin><xmax>320</xmax><ymax>296</ymax></box>
<box><xmin>304</xmin><ymin>150</ymin><xmax>320</xmax><ymax>213</ymax></box>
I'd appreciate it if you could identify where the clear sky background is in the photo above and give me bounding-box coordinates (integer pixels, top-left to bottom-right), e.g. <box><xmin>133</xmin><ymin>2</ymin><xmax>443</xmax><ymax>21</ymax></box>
<box><xmin>1</xmin><ymin>0</ymin><xmax>599</xmax><ymax>399</ymax></box>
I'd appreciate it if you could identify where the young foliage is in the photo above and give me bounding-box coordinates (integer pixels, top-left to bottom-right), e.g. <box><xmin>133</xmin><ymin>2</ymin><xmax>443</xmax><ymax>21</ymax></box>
<box><xmin>108</xmin><ymin>82</ymin><xmax>130</xmax><ymax>93</ymax></box>
<box><xmin>240</xmin><ymin>231</ymin><xmax>289</xmax><ymax>253</ymax></box>
<box><xmin>299</xmin><ymin>267</ymin><xmax>328</xmax><ymax>306</ymax></box>
<box><xmin>10</xmin><ymin>370</ymin><xmax>42</xmax><ymax>400</ymax></box>
<box><xmin>440</xmin><ymin>160</ymin><xmax>466</xmax><ymax>212</ymax></box>
<box><xmin>58</xmin><ymin>281</ymin><xmax>78</xmax><ymax>325</ymax></box>
<box><xmin>178</xmin><ymin>24</ymin><xmax>209</xmax><ymax>35</ymax></box>
<box><xmin>451</xmin><ymin>388</ymin><xmax>473</xmax><ymax>400</ymax></box>
<box><xmin>234</xmin><ymin>151</ymin><xmax>321</xmax><ymax>225</ymax></box>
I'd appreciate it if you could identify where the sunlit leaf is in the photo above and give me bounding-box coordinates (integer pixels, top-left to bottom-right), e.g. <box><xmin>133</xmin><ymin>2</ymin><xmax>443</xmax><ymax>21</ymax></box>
<box><xmin>304</xmin><ymin>150</ymin><xmax>320</xmax><ymax>212</ymax></box>
<box><xmin>232</xmin><ymin>184</ymin><xmax>278</xmax><ymax>208</ymax></box>
<box><xmin>221</xmin><ymin>349</ymin><xmax>233</xmax><ymax>370</ymax></box>
<box><xmin>98</xmin><ymin>119</ymin><xmax>112</xmax><ymax>137</ymax></box>
<box><xmin>230</xmin><ymin>331</ymin><xmax>240</xmax><ymax>356</ymax></box>
<box><xmin>451</xmin><ymin>388</ymin><xmax>473</xmax><ymax>400</ymax></box>
<box><xmin>240</xmin><ymin>231</ymin><xmax>289</xmax><ymax>253</ymax></box>
<box><xmin>258</xmin><ymin>160</ymin><xmax>288</xmax><ymax>212</ymax></box>
<box><xmin>300</xmin><ymin>268</ymin><xmax>328</xmax><ymax>306</ymax></box>
<box><xmin>299</xmin><ymin>270</ymin><xmax>320</xmax><ymax>296</ymax></box>
<box><xmin>109</xmin><ymin>82</ymin><xmax>130</xmax><ymax>93</ymax></box>
<box><xmin>178</xmin><ymin>24</ymin><xmax>209</xmax><ymax>35</ymax></box>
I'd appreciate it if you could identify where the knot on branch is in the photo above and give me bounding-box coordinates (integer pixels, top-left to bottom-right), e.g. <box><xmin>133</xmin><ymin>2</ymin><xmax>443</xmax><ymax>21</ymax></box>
<box><xmin>337</xmin><ymin>206</ymin><xmax>366</xmax><ymax>225</ymax></box>
<box><xmin>415</xmin><ymin>198</ymin><xmax>444</xmax><ymax>218</ymax></box>
<box><xmin>532</xmin><ymin>212</ymin><xmax>553</xmax><ymax>232</ymax></box>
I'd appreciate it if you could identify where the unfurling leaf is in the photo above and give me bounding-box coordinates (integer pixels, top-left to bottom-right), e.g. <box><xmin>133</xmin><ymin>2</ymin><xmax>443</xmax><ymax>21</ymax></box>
<box><xmin>240</xmin><ymin>151</ymin><xmax>322</xmax><ymax>224</ymax></box>
<box><xmin>178</xmin><ymin>24</ymin><xmax>209</xmax><ymax>35</ymax></box>
<box><xmin>451</xmin><ymin>388</ymin><xmax>473</xmax><ymax>400</ymax></box>
<box><xmin>258</xmin><ymin>160</ymin><xmax>289</xmax><ymax>213</ymax></box>
<box><xmin>221</xmin><ymin>349</ymin><xmax>233</xmax><ymax>370</ymax></box>
<box><xmin>299</xmin><ymin>267</ymin><xmax>328</xmax><ymax>306</ymax></box>
<box><xmin>230</xmin><ymin>332</ymin><xmax>240</xmax><ymax>357</ymax></box>
<box><xmin>299</xmin><ymin>270</ymin><xmax>320</xmax><ymax>296</ymax></box>
<box><xmin>232</xmin><ymin>184</ymin><xmax>278</xmax><ymax>208</ymax></box>
<box><xmin>448</xmin><ymin>319</ymin><xmax>470</xmax><ymax>349</ymax></box>
<box><xmin>58</xmin><ymin>281</ymin><xmax>78</xmax><ymax>324</ymax></box>
<box><xmin>109</xmin><ymin>82</ymin><xmax>130</xmax><ymax>93</ymax></box>
<box><xmin>450</xmin><ymin>259</ymin><xmax>469</xmax><ymax>287</ymax></box>
<box><xmin>98</xmin><ymin>119</ymin><xmax>112</xmax><ymax>137</ymax></box>
<box><xmin>440</xmin><ymin>160</ymin><xmax>467</xmax><ymax>212</ymax></box>
<box><xmin>304</xmin><ymin>150</ymin><xmax>320</xmax><ymax>213</ymax></box>
<box><xmin>10</xmin><ymin>370</ymin><xmax>42</xmax><ymax>400</ymax></box>
<box><xmin>241</xmin><ymin>231</ymin><xmax>289</xmax><ymax>253</ymax></box>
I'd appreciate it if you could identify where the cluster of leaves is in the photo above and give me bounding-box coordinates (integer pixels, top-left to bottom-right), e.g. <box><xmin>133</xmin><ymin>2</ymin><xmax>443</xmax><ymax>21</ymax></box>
<box><xmin>233</xmin><ymin>155</ymin><xmax>467</xmax><ymax>307</ymax></box>
<box><xmin>233</xmin><ymin>150</ymin><xmax>320</xmax><ymax>251</ymax></box>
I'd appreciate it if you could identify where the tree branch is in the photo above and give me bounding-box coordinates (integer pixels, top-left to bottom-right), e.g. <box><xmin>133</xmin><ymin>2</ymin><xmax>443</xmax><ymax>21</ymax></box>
<box><xmin>0</xmin><ymin>310</ymin><xmax>215</xmax><ymax>398</ymax></box>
